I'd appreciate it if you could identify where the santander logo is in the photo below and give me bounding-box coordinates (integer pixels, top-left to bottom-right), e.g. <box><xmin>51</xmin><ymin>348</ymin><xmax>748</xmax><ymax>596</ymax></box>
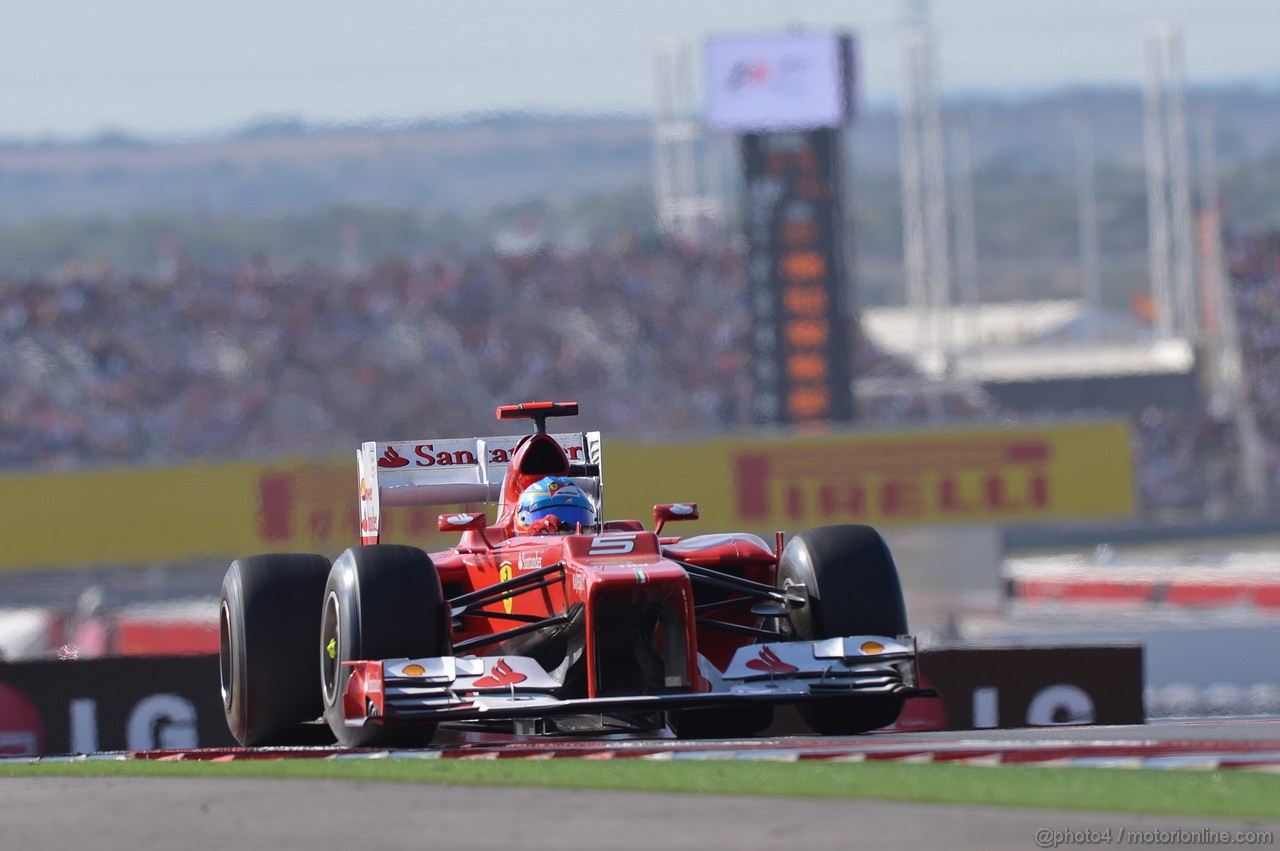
<box><xmin>472</xmin><ymin>659</ymin><xmax>527</xmax><ymax>688</ymax></box>
<box><xmin>746</xmin><ymin>646</ymin><xmax>798</xmax><ymax>674</ymax></box>
<box><xmin>378</xmin><ymin>447</ymin><xmax>410</xmax><ymax>468</ymax></box>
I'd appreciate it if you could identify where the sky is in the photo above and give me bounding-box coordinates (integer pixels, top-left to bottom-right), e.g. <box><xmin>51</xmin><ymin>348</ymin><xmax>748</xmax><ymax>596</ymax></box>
<box><xmin>2</xmin><ymin>0</ymin><xmax>1279</xmax><ymax>141</ymax></box>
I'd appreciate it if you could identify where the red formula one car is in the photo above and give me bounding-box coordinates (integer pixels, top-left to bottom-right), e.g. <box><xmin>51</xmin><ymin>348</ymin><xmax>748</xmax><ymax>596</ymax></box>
<box><xmin>219</xmin><ymin>401</ymin><xmax>930</xmax><ymax>747</ymax></box>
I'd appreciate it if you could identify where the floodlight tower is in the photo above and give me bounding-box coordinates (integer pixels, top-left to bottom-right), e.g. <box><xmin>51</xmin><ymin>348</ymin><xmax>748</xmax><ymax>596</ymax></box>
<box><xmin>1143</xmin><ymin>30</ymin><xmax>1174</xmax><ymax>339</ymax></box>
<box><xmin>898</xmin><ymin>20</ymin><xmax>928</xmax><ymax>338</ymax></box>
<box><xmin>1075</xmin><ymin>117</ymin><xmax>1102</xmax><ymax>332</ymax></box>
<box><xmin>1198</xmin><ymin>106</ymin><xmax>1269</xmax><ymax>507</ymax></box>
<box><xmin>652</xmin><ymin>40</ymin><xmax>721</xmax><ymax>241</ymax></box>
<box><xmin>1165</xmin><ymin>29</ymin><xmax>1197</xmax><ymax>341</ymax></box>
<box><xmin>898</xmin><ymin>0</ymin><xmax>951</xmax><ymax>374</ymax></box>
<box><xmin>1143</xmin><ymin>24</ymin><xmax>1197</xmax><ymax>340</ymax></box>
<box><xmin>951</xmin><ymin>119</ymin><xmax>980</xmax><ymax>351</ymax></box>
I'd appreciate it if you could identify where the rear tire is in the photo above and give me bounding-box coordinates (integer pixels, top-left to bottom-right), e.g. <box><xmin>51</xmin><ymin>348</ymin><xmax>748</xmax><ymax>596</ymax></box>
<box><xmin>778</xmin><ymin>525</ymin><xmax>908</xmax><ymax>735</ymax></box>
<box><xmin>220</xmin><ymin>553</ymin><xmax>331</xmax><ymax>747</ymax></box>
<box><xmin>321</xmin><ymin>545</ymin><xmax>447</xmax><ymax>748</ymax></box>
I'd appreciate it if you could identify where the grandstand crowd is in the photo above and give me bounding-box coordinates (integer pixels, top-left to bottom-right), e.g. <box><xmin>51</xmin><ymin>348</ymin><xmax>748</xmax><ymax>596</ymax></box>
<box><xmin>1227</xmin><ymin>230</ymin><xmax>1280</xmax><ymax>501</ymax></box>
<box><xmin>2</xmin><ymin>232</ymin><xmax>1276</xmax><ymax>516</ymax></box>
<box><xmin>0</xmin><ymin>240</ymin><xmax>759</xmax><ymax>469</ymax></box>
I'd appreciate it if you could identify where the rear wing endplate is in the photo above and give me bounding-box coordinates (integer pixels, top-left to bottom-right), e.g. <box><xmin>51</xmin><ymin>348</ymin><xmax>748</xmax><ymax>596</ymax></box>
<box><xmin>358</xmin><ymin>431</ymin><xmax>602</xmax><ymax>545</ymax></box>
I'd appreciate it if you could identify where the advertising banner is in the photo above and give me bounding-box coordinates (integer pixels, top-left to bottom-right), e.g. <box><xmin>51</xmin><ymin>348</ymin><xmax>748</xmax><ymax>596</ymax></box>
<box><xmin>2</xmin><ymin>420</ymin><xmax>1133</xmax><ymax>571</ymax></box>
<box><xmin>606</xmin><ymin>421</ymin><xmax>1135</xmax><ymax>533</ymax></box>
<box><xmin>916</xmin><ymin>645</ymin><xmax>1145</xmax><ymax>729</ymax></box>
<box><xmin>0</xmin><ymin>656</ymin><xmax>236</xmax><ymax>755</ymax></box>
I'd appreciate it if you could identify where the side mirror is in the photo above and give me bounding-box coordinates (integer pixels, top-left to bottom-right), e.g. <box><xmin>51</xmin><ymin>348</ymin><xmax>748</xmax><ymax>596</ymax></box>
<box><xmin>439</xmin><ymin>512</ymin><xmax>492</xmax><ymax>552</ymax></box>
<box><xmin>438</xmin><ymin>512</ymin><xmax>487</xmax><ymax>533</ymax></box>
<box><xmin>653</xmin><ymin>503</ymin><xmax>699</xmax><ymax>536</ymax></box>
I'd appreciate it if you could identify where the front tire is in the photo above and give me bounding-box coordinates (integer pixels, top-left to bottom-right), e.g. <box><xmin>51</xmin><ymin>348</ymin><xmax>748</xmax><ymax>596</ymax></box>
<box><xmin>778</xmin><ymin>525</ymin><xmax>908</xmax><ymax>735</ymax></box>
<box><xmin>220</xmin><ymin>553</ymin><xmax>331</xmax><ymax>747</ymax></box>
<box><xmin>321</xmin><ymin>545</ymin><xmax>447</xmax><ymax>748</ymax></box>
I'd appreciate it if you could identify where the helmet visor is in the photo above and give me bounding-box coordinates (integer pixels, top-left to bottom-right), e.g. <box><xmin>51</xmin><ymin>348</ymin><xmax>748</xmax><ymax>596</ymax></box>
<box><xmin>524</xmin><ymin>504</ymin><xmax>595</xmax><ymax>532</ymax></box>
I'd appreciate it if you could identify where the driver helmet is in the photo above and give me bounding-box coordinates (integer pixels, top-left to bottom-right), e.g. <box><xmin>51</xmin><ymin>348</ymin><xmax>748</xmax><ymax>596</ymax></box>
<box><xmin>514</xmin><ymin>476</ymin><xmax>596</xmax><ymax>534</ymax></box>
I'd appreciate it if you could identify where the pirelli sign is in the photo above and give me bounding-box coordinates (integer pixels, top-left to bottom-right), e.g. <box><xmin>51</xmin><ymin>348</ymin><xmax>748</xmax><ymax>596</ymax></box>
<box><xmin>0</xmin><ymin>420</ymin><xmax>1133</xmax><ymax>571</ymax></box>
<box><xmin>605</xmin><ymin>420</ymin><xmax>1135</xmax><ymax>530</ymax></box>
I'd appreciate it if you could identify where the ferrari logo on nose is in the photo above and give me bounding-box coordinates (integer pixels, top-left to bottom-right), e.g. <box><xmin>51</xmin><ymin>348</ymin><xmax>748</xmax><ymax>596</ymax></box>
<box><xmin>499</xmin><ymin>563</ymin><xmax>514</xmax><ymax>614</ymax></box>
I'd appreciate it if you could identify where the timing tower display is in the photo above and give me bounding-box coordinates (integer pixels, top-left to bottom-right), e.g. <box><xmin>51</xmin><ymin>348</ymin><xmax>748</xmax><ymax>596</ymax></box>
<box><xmin>706</xmin><ymin>31</ymin><xmax>858</xmax><ymax>426</ymax></box>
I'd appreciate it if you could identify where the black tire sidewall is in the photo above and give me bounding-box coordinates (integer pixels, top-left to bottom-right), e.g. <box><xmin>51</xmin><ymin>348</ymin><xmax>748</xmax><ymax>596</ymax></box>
<box><xmin>321</xmin><ymin>544</ymin><xmax>446</xmax><ymax>747</ymax></box>
<box><xmin>777</xmin><ymin>525</ymin><xmax>909</xmax><ymax>736</ymax></box>
<box><xmin>220</xmin><ymin>553</ymin><xmax>330</xmax><ymax>747</ymax></box>
<box><xmin>779</xmin><ymin>524</ymin><xmax>908</xmax><ymax>640</ymax></box>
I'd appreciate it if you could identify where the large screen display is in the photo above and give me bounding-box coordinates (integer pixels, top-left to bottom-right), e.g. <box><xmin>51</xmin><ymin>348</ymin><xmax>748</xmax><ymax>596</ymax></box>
<box><xmin>705</xmin><ymin>32</ymin><xmax>855</xmax><ymax>132</ymax></box>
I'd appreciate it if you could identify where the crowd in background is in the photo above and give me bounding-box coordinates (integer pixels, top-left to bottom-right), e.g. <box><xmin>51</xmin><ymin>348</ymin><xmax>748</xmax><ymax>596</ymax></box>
<box><xmin>2</xmin><ymin>232</ymin><xmax>1277</xmax><ymax>516</ymax></box>
<box><xmin>1228</xmin><ymin>229</ymin><xmax>1280</xmax><ymax>498</ymax></box>
<box><xmin>0</xmin><ymin>238</ymin><xmax>757</xmax><ymax>470</ymax></box>
<box><xmin>1129</xmin><ymin>407</ymin><xmax>1239</xmax><ymax>518</ymax></box>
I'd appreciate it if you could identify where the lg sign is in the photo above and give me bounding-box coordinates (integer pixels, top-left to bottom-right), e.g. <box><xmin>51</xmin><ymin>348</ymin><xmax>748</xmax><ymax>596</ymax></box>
<box><xmin>70</xmin><ymin>694</ymin><xmax>199</xmax><ymax>752</ymax></box>
<box><xmin>919</xmin><ymin>646</ymin><xmax>1144</xmax><ymax>730</ymax></box>
<box><xmin>972</xmin><ymin>684</ymin><xmax>1097</xmax><ymax>728</ymax></box>
<box><xmin>0</xmin><ymin>656</ymin><xmax>236</xmax><ymax>755</ymax></box>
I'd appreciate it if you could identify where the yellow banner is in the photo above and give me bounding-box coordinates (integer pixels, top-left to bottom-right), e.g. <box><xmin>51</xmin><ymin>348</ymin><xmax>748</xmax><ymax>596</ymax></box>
<box><xmin>604</xmin><ymin>420</ymin><xmax>1134</xmax><ymax>533</ymax></box>
<box><xmin>5</xmin><ymin>420</ymin><xmax>1133</xmax><ymax>571</ymax></box>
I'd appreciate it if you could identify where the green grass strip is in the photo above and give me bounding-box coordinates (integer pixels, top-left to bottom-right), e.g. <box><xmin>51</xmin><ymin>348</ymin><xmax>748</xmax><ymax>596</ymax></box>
<box><xmin>3</xmin><ymin>758</ymin><xmax>1279</xmax><ymax>819</ymax></box>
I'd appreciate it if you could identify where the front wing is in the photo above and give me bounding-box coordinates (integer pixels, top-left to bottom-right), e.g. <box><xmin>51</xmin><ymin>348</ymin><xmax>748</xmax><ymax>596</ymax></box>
<box><xmin>339</xmin><ymin>636</ymin><xmax>931</xmax><ymax>729</ymax></box>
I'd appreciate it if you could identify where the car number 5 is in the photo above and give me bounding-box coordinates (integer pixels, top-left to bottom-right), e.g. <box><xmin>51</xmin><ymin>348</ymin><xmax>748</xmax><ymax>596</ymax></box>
<box><xmin>588</xmin><ymin>534</ymin><xmax>637</xmax><ymax>555</ymax></box>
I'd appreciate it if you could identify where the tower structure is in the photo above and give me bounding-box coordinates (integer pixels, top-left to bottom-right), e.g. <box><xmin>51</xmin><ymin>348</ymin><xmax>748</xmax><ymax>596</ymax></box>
<box><xmin>897</xmin><ymin>0</ymin><xmax>951</xmax><ymax>371</ymax></box>
<box><xmin>1198</xmin><ymin>107</ymin><xmax>1269</xmax><ymax>507</ymax></box>
<box><xmin>652</xmin><ymin>41</ymin><xmax>722</xmax><ymax>241</ymax></box>
<box><xmin>1075</xmin><ymin>119</ymin><xmax>1102</xmax><ymax>331</ymax></box>
<box><xmin>1144</xmin><ymin>25</ymin><xmax>1197</xmax><ymax>341</ymax></box>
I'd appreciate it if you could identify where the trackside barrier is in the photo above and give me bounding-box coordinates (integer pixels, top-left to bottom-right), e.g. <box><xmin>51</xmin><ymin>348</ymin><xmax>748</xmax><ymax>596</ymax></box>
<box><xmin>0</xmin><ymin>646</ymin><xmax>1143</xmax><ymax>756</ymax></box>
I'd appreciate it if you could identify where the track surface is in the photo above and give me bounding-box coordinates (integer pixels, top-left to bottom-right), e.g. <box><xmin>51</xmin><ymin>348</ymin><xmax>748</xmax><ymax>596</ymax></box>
<box><xmin>5</xmin><ymin>720</ymin><xmax>1280</xmax><ymax>850</ymax></box>
<box><xmin>4</xmin><ymin>775</ymin><xmax>1275</xmax><ymax>851</ymax></box>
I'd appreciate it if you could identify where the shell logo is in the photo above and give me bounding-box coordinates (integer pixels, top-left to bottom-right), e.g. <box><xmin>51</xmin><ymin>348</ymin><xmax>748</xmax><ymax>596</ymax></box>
<box><xmin>860</xmin><ymin>641</ymin><xmax>885</xmax><ymax>655</ymax></box>
<box><xmin>402</xmin><ymin>664</ymin><xmax>427</xmax><ymax>677</ymax></box>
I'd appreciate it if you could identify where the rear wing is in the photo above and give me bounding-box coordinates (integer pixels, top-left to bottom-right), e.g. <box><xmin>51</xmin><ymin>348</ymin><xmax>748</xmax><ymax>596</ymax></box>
<box><xmin>358</xmin><ymin>431</ymin><xmax>602</xmax><ymax>545</ymax></box>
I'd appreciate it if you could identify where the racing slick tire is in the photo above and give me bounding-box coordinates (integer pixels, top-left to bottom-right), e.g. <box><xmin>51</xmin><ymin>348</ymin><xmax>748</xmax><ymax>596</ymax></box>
<box><xmin>321</xmin><ymin>545</ymin><xmax>448</xmax><ymax>748</ymax></box>
<box><xmin>778</xmin><ymin>525</ymin><xmax>908</xmax><ymax>736</ymax></box>
<box><xmin>220</xmin><ymin>553</ymin><xmax>332</xmax><ymax>747</ymax></box>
